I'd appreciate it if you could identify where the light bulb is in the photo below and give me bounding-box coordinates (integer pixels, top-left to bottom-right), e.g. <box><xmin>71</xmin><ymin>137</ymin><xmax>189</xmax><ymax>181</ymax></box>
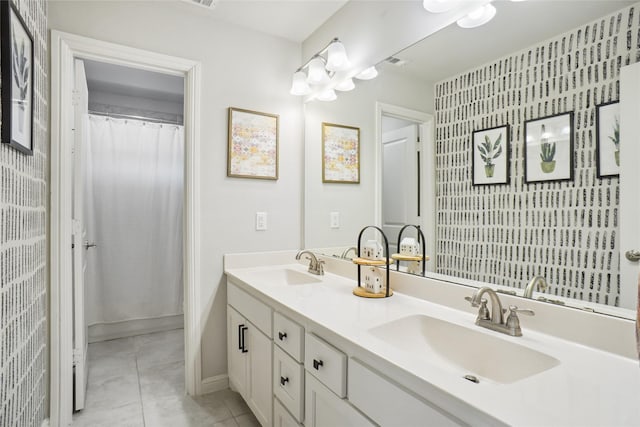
<box><xmin>326</xmin><ymin>39</ymin><xmax>350</xmax><ymax>72</ymax></box>
<box><xmin>335</xmin><ymin>78</ymin><xmax>355</xmax><ymax>92</ymax></box>
<box><xmin>457</xmin><ymin>3</ymin><xmax>496</xmax><ymax>28</ymax></box>
<box><xmin>355</xmin><ymin>66</ymin><xmax>378</xmax><ymax>80</ymax></box>
<box><xmin>423</xmin><ymin>0</ymin><xmax>458</xmax><ymax>13</ymax></box>
<box><xmin>307</xmin><ymin>56</ymin><xmax>330</xmax><ymax>85</ymax></box>
<box><xmin>290</xmin><ymin>71</ymin><xmax>311</xmax><ymax>96</ymax></box>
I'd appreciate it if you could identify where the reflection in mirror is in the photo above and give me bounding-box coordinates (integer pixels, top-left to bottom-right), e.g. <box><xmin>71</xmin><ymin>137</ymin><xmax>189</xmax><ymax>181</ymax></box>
<box><xmin>304</xmin><ymin>0</ymin><xmax>638</xmax><ymax>317</ymax></box>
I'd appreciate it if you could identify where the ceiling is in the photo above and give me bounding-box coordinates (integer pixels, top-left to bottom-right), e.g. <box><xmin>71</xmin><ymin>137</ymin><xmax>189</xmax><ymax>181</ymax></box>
<box><xmin>380</xmin><ymin>0</ymin><xmax>636</xmax><ymax>85</ymax></box>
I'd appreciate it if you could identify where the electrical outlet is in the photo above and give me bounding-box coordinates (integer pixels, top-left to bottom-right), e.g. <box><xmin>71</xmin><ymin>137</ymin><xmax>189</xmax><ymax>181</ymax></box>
<box><xmin>330</xmin><ymin>211</ymin><xmax>340</xmax><ymax>229</ymax></box>
<box><xmin>256</xmin><ymin>212</ymin><xmax>267</xmax><ymax>231</ymax></box>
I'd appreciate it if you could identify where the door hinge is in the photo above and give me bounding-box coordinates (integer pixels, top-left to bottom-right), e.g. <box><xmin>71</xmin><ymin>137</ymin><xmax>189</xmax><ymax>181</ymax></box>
<box><xmin>72</xmin><ymin>348</ymin><xmax>81</xmax><ymax>366</ymax></box>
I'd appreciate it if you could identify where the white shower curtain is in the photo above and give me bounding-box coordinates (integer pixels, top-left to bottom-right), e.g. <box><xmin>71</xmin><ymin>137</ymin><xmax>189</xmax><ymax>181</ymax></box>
<box><xmin>85</xmin><ymin>115</ymin><xmax>184</xmax><ymax>329</ymax></box>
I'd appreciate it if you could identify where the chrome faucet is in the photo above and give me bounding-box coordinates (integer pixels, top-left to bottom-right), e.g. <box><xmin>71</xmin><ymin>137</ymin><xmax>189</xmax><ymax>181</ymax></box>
<box><xmin>467</xmin><ymin>287</ymin><xmax>535</xmax><ymax>337</ymax></box>
<box><xmin>524</xmin><ymin>276</ymin><xmax>548</xmax><ymax>298</ymax></box>
<box><xmin>340</xmin><ymin>246</ymin><xmax>357</xmax><ymax>259</ymax></box>
<box><xmin>296</xmin><ymin>250</ymin><xmax>325</xmax><ymax>275</ymax></box>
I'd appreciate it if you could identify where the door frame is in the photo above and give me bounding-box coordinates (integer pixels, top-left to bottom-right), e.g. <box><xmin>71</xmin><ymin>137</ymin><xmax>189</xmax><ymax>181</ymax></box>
<box><xmin>375</xmin><ymin>102</ymin><xmax>435</xmax><ymax>271</ymax></box>
<box><xmin>50</xmin><ymin>30</ymin><xmax>202</xmax><ymax>426</ymax></box>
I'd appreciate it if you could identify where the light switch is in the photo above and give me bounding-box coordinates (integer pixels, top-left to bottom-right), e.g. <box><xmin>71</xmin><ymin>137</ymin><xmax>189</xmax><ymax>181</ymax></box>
<box><xmin>330</xmin><ymin>211</ymin><xmax>340</xmax><ymax>229</ymax></box>
<box><xmin>256</xmin><ymin>212</ymin><xmax>267</xmax><ymax>231</ymax></box>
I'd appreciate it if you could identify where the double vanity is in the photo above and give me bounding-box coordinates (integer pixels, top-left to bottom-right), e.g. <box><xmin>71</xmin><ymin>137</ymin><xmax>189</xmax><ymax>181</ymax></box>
<box><xmin>224</xmin><ymin>250</ymin><xmax>639</xmax><ymax>426</ymax></box>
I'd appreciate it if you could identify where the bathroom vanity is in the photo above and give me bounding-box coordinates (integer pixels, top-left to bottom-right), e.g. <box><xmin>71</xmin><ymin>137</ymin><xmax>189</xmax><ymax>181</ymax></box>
<box><xmin>224</xmin><ymin>250</ymin><xmax>639</xmax><ymax>427</ymax></box>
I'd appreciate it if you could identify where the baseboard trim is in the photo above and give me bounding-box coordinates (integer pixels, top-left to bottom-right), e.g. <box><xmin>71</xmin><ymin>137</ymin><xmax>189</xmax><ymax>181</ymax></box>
<box><xmin>88</xmin><ymin>314</ymin><xmax>184</xmax><ymax>343</ymax></box>
<box><xmin>200</xmin><ymin>374</ymin><xmax>229</xmax><ymax>395</ymax></box>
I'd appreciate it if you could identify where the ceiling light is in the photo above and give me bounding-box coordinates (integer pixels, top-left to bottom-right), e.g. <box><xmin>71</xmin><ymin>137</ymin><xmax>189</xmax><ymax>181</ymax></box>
<box><xmin>326</xmin><ymin>39</ymin><xmax>350</xmax><ymax>72</ymax></box>
<box><xmin>355</xmin><ymin>66</ymin><xmax>378</xmax><ymax>80</ymax></box>
<box><xmin>457</xmin><ymin>3</ymin><xmax>496</xmax><ymax>28</ymax></box>
<box><xmin>306</xmin><ymin>56</ymin><xmax>330</xmax><ymax>85</ymax></box>
<box><xmin>290</xmin><ymin>71</ymin><xmax>312</xmax><ymax>96</ymax></box>
<box><xmin>335</xmin><ymin>78</ymin><xmax>355</xmax><ymax>92</ymax></box>
<box><xmin>423</xmin><ymin>0</ymin><xmax>458</xmax><ymax>13</ymax></box>
<box><xmin>317</xmin><ymin>89</ymin><xmax>337</xmax><ymax>102</ymax></box>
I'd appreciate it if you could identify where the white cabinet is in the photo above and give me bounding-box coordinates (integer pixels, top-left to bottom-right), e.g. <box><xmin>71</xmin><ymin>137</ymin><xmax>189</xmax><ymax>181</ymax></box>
<box><xmin>305</xmin><ymin>372</ymin><xmax>374</xmax><ymax>427</ymax></box>
<box><xmin>227</xmin><ymin>301</ymin><xmax>273</xmax><ymax>427</ymax></box>
<box><xmin>274</xmin><ymin>346</ymin><xmax>304</xmax><ymax>422</ymax></box>
<box><xmin>274</xmin><ymin>398</ymin><xmax>302</xmax><ymax>427</ymax></box>
<box><xmin>304</xmin><ymin>333</ymin><xmax>347</xmax><ymax>398</ymax></box>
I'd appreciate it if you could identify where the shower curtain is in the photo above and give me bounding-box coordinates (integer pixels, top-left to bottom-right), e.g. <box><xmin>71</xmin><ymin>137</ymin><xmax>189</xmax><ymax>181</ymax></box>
<box><xmin>85</xmin><ymin>115</ymin><xmax>184</xmax><ymax>335</ymax></box>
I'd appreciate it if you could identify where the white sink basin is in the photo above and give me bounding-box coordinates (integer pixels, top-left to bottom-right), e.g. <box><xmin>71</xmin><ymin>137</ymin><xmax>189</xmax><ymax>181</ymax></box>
<box><xmin>244</xmin><ymin>268</ymin><xmax>323</xmax><ymax>286</ymax></box>
<box><xmin>369</xmin><ymin>314</ymin><xmax>559</xmax><ymax>384</ymax></box>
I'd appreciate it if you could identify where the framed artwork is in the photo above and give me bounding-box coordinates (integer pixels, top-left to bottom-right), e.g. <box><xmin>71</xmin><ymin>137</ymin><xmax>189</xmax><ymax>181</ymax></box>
<box><xmin>524</xmin><ymin>112</ymin><xmax>574</xmax><ymax>184</ymax></box>
<box><xmin>322</xmin><ymin>122</ymin><xmax>360</xmax><ymax>184</ymax></box>
<box><xmin>227</xmin><ymin>107</ymin><xmax>279</xmax><ymax>180</ymax></box>
<box><xmin>1</xmin><ymin>1</ymin><xmax>34</xmax><ymax>155</ymax></box>
<box><xmin>472</xmin><ymin>124</ymin><xmax>510</xmax><ymax>185</ymax></box>
<box><xmin>596</xmin><ymin>101</ymin><xmax>620</xmax><ymax>178</ymax></box>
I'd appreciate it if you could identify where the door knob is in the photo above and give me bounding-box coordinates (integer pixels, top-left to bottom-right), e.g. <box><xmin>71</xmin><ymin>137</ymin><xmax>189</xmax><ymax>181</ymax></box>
<box><xmin>625</xmin><ymin>250</ymin><xmax>640</xmax><ymax>262</ymax></box>
<box><xmin>84</xmin><ymin>241</ymin><xmax>97</xmax><ymax>250</ymax></box>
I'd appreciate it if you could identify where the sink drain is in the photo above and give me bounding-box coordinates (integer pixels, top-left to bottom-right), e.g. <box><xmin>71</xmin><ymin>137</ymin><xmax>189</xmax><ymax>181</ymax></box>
<box><xmin>463</xmin><ymin>374</ymin><xmax>479</xmax><ymax>384</ymax></box>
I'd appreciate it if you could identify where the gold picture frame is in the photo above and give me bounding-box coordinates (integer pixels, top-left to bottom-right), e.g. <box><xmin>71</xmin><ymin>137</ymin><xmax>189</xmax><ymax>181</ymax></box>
<box><xmin>227</xmin><ymin>107</ymin><xmax>279</xmax><ymax>180</ymax></box>
<box><xmin>322</xmin><ymin>122</ymin><xmax>360</xmax><ymax>184</ymax></box>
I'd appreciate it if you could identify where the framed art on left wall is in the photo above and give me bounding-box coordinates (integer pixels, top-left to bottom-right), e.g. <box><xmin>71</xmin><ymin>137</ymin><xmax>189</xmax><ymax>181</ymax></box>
<box><xmin>1</xmin><ymin>1</ymin><xmax>34</xmax><ymax>155</ymax></box>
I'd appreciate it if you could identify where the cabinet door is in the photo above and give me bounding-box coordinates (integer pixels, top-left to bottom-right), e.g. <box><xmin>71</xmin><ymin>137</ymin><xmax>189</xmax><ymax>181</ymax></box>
<box><xmin>246</xmin><ymin>324</ymin><xmax>273</xmax><ymax>427</ymax></box>
<box><xmin>305</xmin><ymin>373</ymin><xmax>374</xmax><ymax>427</ymax></box>
<box><xmin>228</xmin><ymin>306</ymin><xmax>248</xmax><ymax>396</ymax></box>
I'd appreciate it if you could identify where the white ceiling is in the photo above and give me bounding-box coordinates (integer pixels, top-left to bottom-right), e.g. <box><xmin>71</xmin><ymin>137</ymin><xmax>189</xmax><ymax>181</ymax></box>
<box><xmin>380</xmin><ymin>0</ymin><xmax>636</xmax><ymax>85</ymax></box>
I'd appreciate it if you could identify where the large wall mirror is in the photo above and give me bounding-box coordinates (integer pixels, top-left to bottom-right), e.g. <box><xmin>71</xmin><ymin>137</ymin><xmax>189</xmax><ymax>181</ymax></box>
<box><xmin>303</xmin><ymin>0</ymin><xmax>638</xmax><ymax>317</ymax></box>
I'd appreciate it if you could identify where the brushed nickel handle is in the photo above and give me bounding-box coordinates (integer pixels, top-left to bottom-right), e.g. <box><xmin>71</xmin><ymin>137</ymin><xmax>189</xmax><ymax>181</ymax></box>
<box><xmin>625</xmin><ymin>250</ymin><xmax>640</xmax><ymax>262</ymax></box>
<box><xmin>84</xmin><ymin>241</ymin><xmax>97</xmax><ymax>250</ymax></box>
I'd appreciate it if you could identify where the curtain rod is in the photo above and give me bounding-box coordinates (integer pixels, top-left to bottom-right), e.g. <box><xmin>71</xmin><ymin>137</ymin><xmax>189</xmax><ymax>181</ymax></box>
<box><xmin>88</xmin><ymin>110</ymin><xmax>182</xmax><ymax>126</ymax></box>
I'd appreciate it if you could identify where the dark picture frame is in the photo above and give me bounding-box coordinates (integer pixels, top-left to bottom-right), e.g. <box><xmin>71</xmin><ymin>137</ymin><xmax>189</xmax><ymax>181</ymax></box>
<box><xmin>472</xmin><ymin>124</ymin><xmax>510</xmax><ymax>186</ymax></box>
<box><xmin>524</xmin><ymin>112</ymin><xmax>574</xmax><ymax>184</ymax></box>
<box><xmin>227</xmin><ymin>107</ymin><xmax>279</xmax><ymax>180</ymax></box>
<box><xmin>595</xmin><ymin>101</ymin><xmax>620</xmax><ymax>178</ymax></box>
<box><xmin>1</xmin><ymin>1</ymin><xmax>34</xmax><ymax>155</ymax></box>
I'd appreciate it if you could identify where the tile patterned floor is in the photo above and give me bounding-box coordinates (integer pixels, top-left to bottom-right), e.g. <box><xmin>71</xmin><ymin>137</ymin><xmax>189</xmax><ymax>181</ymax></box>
<box><xmin>73</xmin><ymin>329</ymin><xmax>260</xmax><ymax>427</ymax></box>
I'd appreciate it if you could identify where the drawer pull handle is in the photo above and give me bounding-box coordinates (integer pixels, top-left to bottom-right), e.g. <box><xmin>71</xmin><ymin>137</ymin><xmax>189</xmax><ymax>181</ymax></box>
<box><xmin>280</xmin><ymin>376</ymin><xmax>289</xmax><ymax>386</ymax></box>
<box><xmin>238</xmin><ymin>324</ymin><xmax>244</xmax><ymax>350</ymax></box>
<box><xmin>278</xmin><ymin>331</ymin><xmax>287</xmax><ymax>341</ymax></box>
<box><xmin>240</xmin><ymin>326</ymin><xmax>248</xmax><ymax>353</ymax></box>
<box><xmin>313</xmin><ymin>359</ymin><xmax>323</xmax><ymax>370</ymax></box>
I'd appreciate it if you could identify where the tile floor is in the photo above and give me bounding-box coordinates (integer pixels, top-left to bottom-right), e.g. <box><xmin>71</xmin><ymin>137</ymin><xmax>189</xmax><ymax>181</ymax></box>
<box><xmin>73</xmin><ymin>328</ymin><xmax>260</xmax><ymax>427</ymax></box>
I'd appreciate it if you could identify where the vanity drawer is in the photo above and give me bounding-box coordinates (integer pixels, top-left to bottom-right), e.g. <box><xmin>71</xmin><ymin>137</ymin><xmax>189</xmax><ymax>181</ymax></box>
<box><xmin>273</xmin><ymin>346</ymin><xmax>304</xmax><ymax>422</ymax></box>
<box><xmin>274</xmin><ymin>312</ymin><xmax>304</xmax><ymax>362</ymax></box>
<box><xmin>348</xmin><ymin>358</ymin><xmax>460</xmax><ymax>427</ymax></box>
<box><xmin>228</xmin><ymin>280</ymin><xmax>272</xmax><ymax>337</ymax></box>
<box><xmin>274</xmin><ymin>398</ymin><xmax>302</xmax><ymax>427</ymax></box>
<box><xmin>304</xmin><ymin>333</ymin><xmax>347</xmax><ymax>398</ymax></box>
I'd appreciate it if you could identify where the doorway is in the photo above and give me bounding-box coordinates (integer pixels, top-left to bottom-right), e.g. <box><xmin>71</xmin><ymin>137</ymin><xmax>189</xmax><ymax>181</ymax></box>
<box><xmin>375</xmin><ymin>102</ymin><xmax>435</xmax><ymax>271</ymax></box>
<box><xmin>50</xmin><ymin>31</ymin><xmax>202</xmax><ymax>427</ymax></box>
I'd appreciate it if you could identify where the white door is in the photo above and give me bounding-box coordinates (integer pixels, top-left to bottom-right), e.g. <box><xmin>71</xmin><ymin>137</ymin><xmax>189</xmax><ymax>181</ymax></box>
<box><xmin>246</xmin><ymin>325</ymin><xmax>273</xmax><ymax>427</ymax></box>
<box><xmin>227</xmin><ymin>306</ymin><xmax>248</xmax><ymax>396</ymax></box>
<box><xmin>381</xmin><ymin>123</ymin><xmax>420</xmax><ymax>253</ymax></box>
<box><xmin>620</xmin><ymin>63</ymin><xmax>640</xmax><ymax>310</ymax></box>
<box><xmin>72</xmin><ymin>59</ymin><xmax>89</xmax><ymax>410</ymax></box>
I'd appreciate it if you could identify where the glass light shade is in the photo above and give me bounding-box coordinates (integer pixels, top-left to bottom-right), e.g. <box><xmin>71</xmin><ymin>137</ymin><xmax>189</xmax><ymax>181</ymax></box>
<box><xmin>290</xmin><ymin>71</ymin><xmax>311</xmax><ymax>96</ymax></box>
<box><xmin>423</xmin><ymin>0</ymin><xmax>457</xmax><ymax>13</ymax></box>
<box><xmin>317</xmin><ymin>88</ymin><xmax>337</xmax><ymax>102</ymax></box>
<box><xmin>306</xmin><ymin>56</ymin><xmax>330</xmax><ymax>85</ymax></box>
<box><xmin>326</xmin><ymin>40</ymin><xmax>350</xmax><ymax>72</ymax></box>
<box><xmin>457</xmin><ymin>4</ymin><xmax>496</xmax><ymax>28</ymax></box>
<box><xmin>335</xmin><ymin>78</ymin><xmax>355</xmax><ymax>92</ymax></box>
<box><xmin>355</xmin><ymin>66</ymin><xmax>378</xmax><ymax>80</ymax></box>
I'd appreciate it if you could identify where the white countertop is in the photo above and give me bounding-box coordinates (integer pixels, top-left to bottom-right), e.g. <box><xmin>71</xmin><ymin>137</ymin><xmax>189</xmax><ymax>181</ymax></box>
<box><xmin>225</xmin><ymin>258</ymin><xmax>640</xmax><ymax>427</ymax></box>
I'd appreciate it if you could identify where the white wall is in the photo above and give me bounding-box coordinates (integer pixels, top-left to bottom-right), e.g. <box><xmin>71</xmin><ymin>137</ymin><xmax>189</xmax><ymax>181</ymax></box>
<box><xmin>49</xmin><ymin>1</ymin><xmax>304</xmax><ymax>380</ymax></box>
<box><xmin>304</xmin><ymin>69</ymin><xmax>433</xmax><ymax>248</ymax></box>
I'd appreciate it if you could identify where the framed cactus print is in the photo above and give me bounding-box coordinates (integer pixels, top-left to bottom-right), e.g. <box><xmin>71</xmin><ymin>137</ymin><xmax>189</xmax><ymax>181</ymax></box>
<box><xmin>227</xmin><ymin>107</ymin><xmax>279</xmax><ymax>180</ymax></box>
<box><xmin>596</xmin><ymin>101</ymin><xmax>620</xmax><ymax>178</ymax></box>
<box><xmin>1</xmin><ymin>1</ymin><xmax>34</xmax><ymax>155</ymax></box>
<box><xmin>472</xmin><ymin>125</ymin><xmax>510</xmax><ymax>185</ymax></box>
<box><xmin>524</xmin><ymin>112</ymin><xmax>574</xmax><ymax>184</ymax></box>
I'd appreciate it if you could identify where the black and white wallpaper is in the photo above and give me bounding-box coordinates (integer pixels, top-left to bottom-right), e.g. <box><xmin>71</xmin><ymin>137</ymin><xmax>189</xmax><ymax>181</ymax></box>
<box><xmin>434</xmin><ymin>4</ymin><xmax>640</xmax><ymax>306</ymax></box>
<box><xmin>1</xmin><ymin>0</ymin><xmax>48</xmax><ymax>425</ymax></box>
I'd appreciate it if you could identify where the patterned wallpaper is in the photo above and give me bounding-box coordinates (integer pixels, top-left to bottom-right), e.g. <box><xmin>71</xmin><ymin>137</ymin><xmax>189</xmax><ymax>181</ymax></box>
<box><xmin>434</xmin><ymin>4</ymin><xmax>639</xmax><ymax>306</ymax></box>
<box><xmin>1</xmin><ymin>0</ymin><xmax>48</xmax><ymax>425</ymax></box>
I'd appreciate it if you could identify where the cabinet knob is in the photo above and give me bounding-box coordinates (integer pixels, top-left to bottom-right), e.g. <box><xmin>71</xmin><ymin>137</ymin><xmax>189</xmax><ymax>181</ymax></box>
<box><xmin>278</xmin><ymin>331</ymin><xmax>287</xmax><ymax>341</ymax></box>
<box><xmin>313</xmin><ymin>359</ymin><xmax>323</xmax><ymax>370</ymax></box>
<box><xmin>280</xmin><ymin>376</ymin><xmax>289</xmax><ymax>386</ymax></box>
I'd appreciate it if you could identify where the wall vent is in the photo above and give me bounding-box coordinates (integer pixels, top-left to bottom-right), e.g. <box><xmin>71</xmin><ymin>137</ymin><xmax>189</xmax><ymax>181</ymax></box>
<box><xmin>385</xmin><ymin>56</ymin><xmax>407</xmax><ymax>66</ymax></box>
<box><xmin>183</xmin><ymin>0</ymin><xmax>216</xmax><ymax>10</ymax></box>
